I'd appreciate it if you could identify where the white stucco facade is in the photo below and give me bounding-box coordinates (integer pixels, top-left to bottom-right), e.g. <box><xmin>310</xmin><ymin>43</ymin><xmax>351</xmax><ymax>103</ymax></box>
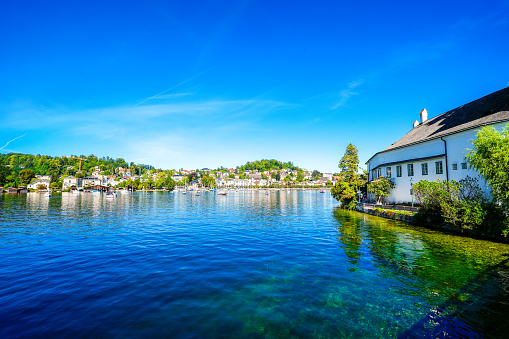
<box><xmin>366</xmin><ymin>122</ymin><xmax>507</xmax><ymax>204</ymax></box>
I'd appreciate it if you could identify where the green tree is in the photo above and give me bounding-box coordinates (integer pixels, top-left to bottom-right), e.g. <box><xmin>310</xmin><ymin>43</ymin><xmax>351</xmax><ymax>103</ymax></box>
<box><xmin>76</xmin><ymin>171</ymin><xmax>86</xmax><ymax>178</ymax></box>
<box><xmin>142</xmin><ymin>178</ymin><xmax>154</xmax><ymax>189</ymax></box>
<box><xmin>9</xmin><ymin>154</ymin><xmax>18</xmax><ymax>168</ymax></box>
<box><xmin>331</xmin><ymin>181</ymin><xmax>357</xmax><ymax>210</ymax></box>
<box><xmin>188</xmin><ymin>172</ymin><xmax>199</xmax><ymax>183</ymax></box>
<box><xmin>331</xmin><ymin>143</ymin><xmax>365</xmax><ymax>209</ymax></box>
<box><xmin>413</xmin><ymin>178</ymin><xmax>508</xmax><ymax>236</ymax></box>
<box><xmin>466</xmin><ymin>124</ymin><xmax>509</xmax><ymax>209</ymax></box>
<box><xmin>202</xmin><ymin>176</ymin><xmax>216</xmax><ymax>188</ymax></box>
<box><xmin>338</xmin><ymin>143</ymin><xmax>359</xmax><ymax>181</ymax></box>
<box><xmin>368</xmin><ymin>177</ymin><xmax>395</xmax><ymax>204</ymax></box>
<box><xmin>296</xmin><ymin>171</ymin><xmax>304</xmax><ymax>182</ymax></box>
<box><xmin>18</xmin><ymin>169</ymin><xmax>35</xmax><ymax>186</ymax></box>
<box><xmin>165</xmin><ymin>177</ymin><xmax>176</xmax><ymax>191</ymax></box>
<box><xmin>238</xmin><ymin>159</ymin><xmax>299</xmax><ymax>173</ymax></box>
<box><xmin>0</xmin><ymin>165</ymin><xmax>11</xmax><ymax>186</ymax></box>
<box><xmin>311</xmin><ymin>170</ymin><xmax>322</xmax><ymax>179</ymax></box>
<box><xmin>50</xmin><ymin>177</ymin><xmax>63</xmax><ymax>189</ymax></box>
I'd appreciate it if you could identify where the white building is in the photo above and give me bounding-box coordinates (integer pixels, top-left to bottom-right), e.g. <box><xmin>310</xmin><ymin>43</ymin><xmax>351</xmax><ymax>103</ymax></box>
<box><xmin>29</xmin><ymin>178</ymin><xmax>51</xmax><ymax>190</ymax></box>
<box><xmin>82</xmin><ymin>176</ymin><xmax>102</xmax><ymax>187</ymax></box>
<box><xmin>62</xmin><ymin>176</ymin><xmax>83</xmax><ymax>190</ymax></box>
<box><xmin>322</xmin><ymin>173</ymin><xmax>333</xmax><ymax>181</ymax></box>
<box><xmin>172</xmin><ymin>174</ymin><xmax>186</xmax><ymax>182</ymax></box>
<box><xmin>366</xmin><ymin>88</ymin><xmax>509</xmax><ymax>204</ymax></box>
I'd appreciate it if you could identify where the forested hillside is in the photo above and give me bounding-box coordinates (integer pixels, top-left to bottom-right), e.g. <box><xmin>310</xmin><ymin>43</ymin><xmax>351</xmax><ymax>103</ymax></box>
<box><xmin>0</xmin><ymin>153</ymin><xmax>154</xmax><ymax>187</ymax></box>
<box><xmin>0</xmin><ymin>152</ymin><xmax>311</xmax><ymax>189</ymax></box>
<box><xmin>237</xmin><ymin>159</ymin><xmax>300</xmax><ymax>172</ymax></box>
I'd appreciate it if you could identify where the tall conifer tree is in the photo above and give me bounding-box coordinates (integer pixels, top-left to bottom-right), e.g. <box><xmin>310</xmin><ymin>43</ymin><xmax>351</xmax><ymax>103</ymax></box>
<box><xmin>332</xmin><ymin>143</ymin><xmax>363</xmax><ymax>209</ymax></box>
<box><xmin>338</xmin><ymin>143</ymin><xmax>359</xmax><ymax>182</ymax></box>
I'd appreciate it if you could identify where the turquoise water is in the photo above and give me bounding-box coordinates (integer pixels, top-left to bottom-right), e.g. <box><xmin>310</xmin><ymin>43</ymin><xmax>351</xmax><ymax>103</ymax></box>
<box><xmin>1</xmin><ymin>190</ymin><xmax>508</xmax><ymax>338</ymax></box>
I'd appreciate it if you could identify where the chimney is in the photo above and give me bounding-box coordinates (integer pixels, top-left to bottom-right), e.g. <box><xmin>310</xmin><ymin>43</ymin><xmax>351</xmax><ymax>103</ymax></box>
<box><xmin>413</xmin><ymin>120</ymin><xmax>419</xmax><ymax>128</ymax></box>
<box><xmin>420</xmin><ymin>108</ymin><xmax>428</xmax><ymax>124</ymax></box>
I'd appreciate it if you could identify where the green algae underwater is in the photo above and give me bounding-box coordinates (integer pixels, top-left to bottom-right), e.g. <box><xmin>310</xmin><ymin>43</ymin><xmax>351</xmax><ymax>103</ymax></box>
<box><xmin>212</xmin><ymin>209</ymin><xmax>509</xmax><ymax>338</ymax></box>
<box><xmin>2</xmin><ymin>191</ymin><xmax>509</xmax><ymax>338</ymax></box>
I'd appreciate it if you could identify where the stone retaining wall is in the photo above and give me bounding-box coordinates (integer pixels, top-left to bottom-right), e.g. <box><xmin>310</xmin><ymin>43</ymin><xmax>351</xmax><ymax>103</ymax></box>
<box><xmin>356</xmin><ymin>204</ymin><xmax>414</xmax><ymax>223</ymax></box>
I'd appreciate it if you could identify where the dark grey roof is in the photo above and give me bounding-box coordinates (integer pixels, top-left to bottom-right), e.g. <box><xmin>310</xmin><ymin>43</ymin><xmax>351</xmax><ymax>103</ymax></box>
<box><xmin>382</xmin><ymin>87</ymin><xmax>509</xmax><ymax>153</ymax></box>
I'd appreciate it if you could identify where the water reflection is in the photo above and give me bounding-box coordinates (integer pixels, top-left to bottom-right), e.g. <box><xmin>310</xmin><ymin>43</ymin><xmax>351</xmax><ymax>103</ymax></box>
<box><xmin>1</xmin><ymin>191</ymin><xmax>508</xmax><ymax>338</ymax></box>
<box><xmin>332</xmin><ymin>208</ymin><xmax>509</xmax><ymax>337</ymax></box>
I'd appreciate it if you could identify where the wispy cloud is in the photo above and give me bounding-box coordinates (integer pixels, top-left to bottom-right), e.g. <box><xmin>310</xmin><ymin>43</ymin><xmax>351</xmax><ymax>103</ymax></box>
<box><xmin>155</xmin><ymin>92</ymin><xmax>194</xmax><ymax>99</ymax></box>
<box><xmin>0</xmin><ymin>99</ymin><xmax>294</xmax><ymax>142</ymax></box>
<box><xmin>301</xmin><ymin>91</ymin><xmax>335</xmax><ymax>102</ymax></box>
<box><xmin>128</xmin><ymin>135</ymin><xmax>193</xmax><ymax>167</ymax></box>
<box><xmin>0</xmin><ymin>133</ymin><xmax>26</xmax><ymax>151</ymax></box>
<box><xmin>332</xmin><ymin>80</ymin><xmax>363</xmax><ymax>109</ymax></box>
<box><xmin>134</xmin><ymin>66</ymin><xmax>216</xmax><ymax>106</ymax></box>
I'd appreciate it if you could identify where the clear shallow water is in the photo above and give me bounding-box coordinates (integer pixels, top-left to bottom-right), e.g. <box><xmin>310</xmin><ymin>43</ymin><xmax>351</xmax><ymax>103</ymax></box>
<box><xmin>1</xmin><ymin>190</ymin><xmax>509</xmax><ymax>338</ymax></box>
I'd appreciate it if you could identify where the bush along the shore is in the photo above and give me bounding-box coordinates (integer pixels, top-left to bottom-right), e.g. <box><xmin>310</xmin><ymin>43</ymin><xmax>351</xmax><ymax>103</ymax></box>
<box><xmin>412</xmin><ymin>177</ymin><xmax>509</xmax><ymax>237</ymax></box>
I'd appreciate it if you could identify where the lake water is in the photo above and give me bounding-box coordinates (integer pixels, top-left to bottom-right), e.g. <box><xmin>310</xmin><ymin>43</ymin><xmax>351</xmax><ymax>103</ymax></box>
<box><xmin>1</xmin><ymin>190</ymin><xmax>509</xmax><ymax>338</ymax></box>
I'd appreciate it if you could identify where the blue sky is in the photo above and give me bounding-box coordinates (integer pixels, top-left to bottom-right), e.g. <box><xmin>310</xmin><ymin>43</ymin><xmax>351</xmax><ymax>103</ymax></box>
<box><xmin>1</xmin><ymin>0</ymin><xmax>508</xmax><ymax>172</ymax></box>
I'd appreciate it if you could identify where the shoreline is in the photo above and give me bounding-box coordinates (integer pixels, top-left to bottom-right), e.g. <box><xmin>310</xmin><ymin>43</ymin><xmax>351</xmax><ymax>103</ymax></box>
<box><xmin>355</xmin><ymin>203</ymin><xmax>509</xmax><ymax>244</ymax></box>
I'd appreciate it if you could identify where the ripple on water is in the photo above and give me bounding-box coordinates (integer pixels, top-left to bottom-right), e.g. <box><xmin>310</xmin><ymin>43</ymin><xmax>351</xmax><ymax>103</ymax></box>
<box><xmin>0</xmin><ymin>191</ymin><xmax>509</xmax><ymax>338</ymax></box>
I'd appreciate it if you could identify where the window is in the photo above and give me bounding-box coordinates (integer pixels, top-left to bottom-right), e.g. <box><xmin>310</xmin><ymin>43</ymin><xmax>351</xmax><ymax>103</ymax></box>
<box><xmin>436</xmin><ymin>161</ymin><xmax>443</xmax><ymax>174</ymax></box>
<box><xmin>396</xmin><ymin>165</ymin><xmax>402</xmax><ymax>177</ymax></box>
<box><xmin>452</xmin><ymin>164</ymin><xmax>458</xmax><ymax>170</ymax></box>
<box><xmin>377</xmin><ymin>168</ymin><xmax>381</xmax><ymax>178</ymax></box>
<box><xmin>386</xmin><ymin>167</ymin><xmax>391</xmax><ymax>178</ymax></box>
<box><xmin>461</xmin><ymin>162</ymin><xmax>467</xmax><ymax>169</ymax></box>
<box><xmin>421</xmin><ymin>163</ymin><xmax>428</xmax><ymax>175</ymax></box>
<box><xmin>407</xmin><ymin>164</ymin><xmax>414</xmax><ymax>176</ymax></box>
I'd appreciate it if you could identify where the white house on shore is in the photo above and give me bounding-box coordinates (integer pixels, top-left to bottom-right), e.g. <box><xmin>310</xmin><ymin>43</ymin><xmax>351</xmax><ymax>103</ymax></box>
<box><xmin>28</xmin><ymin>177</ymin><xmax>51</xmax><ymax>190</ymax></box>
<box><xmin>62</xmin><ymin>176</ymin><xmax>83</xmax><ymax>190</ymax></box>
<box><xmin>366</xmin><ymin>87</ymin><xmax>509</xmax><ymax>204</ymax></box>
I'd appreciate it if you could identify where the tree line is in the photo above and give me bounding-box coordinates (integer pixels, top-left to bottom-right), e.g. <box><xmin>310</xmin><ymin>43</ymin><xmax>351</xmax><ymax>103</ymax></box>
<box><xmin>237</xmin><ymin>159</ymin><xmax>299</xmax><ymax>172</ymax></box>
<box><xmin>0</xmin><ymin>153</ymin><xmax>154</xmax><ymax>188</ymax></box>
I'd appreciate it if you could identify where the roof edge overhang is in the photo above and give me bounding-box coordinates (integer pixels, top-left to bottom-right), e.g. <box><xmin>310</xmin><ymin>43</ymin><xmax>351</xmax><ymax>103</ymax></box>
<box><xmin>370</xmin><ymin>154</ymin><xmax>445</xmax><ymax>171</ymax></box>
<box><xmin>365</xmin><ymin>118</ymin><xmax>509</xmax><ymax>164</ymax></box>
